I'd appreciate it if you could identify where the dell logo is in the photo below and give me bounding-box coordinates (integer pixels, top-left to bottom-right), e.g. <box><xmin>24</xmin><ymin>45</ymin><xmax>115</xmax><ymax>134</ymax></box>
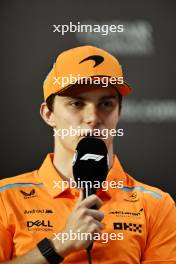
<box><xmin>27</xmin><ymin>220</ymin><xmax>53</xmax><ymax>228</ymax></box>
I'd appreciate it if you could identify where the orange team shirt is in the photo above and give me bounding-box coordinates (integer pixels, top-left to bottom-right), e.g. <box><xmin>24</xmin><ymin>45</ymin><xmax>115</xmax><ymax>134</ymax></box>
<box><xmin>0</xmin><ymin>153</ymin><xmax>176</xmax><ymax>264</ymax></box>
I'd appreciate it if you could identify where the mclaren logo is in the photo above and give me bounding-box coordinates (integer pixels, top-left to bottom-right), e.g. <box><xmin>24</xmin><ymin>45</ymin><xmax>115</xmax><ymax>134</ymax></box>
<box><xmin>79</xmin><ymin>55</ymin><xmax>104</xmax><ymax>67</ymax></box>
<box><xmin>80</xmin><ymin>154</ymin><xmax>104</xmax><ymax>161</ymax></box>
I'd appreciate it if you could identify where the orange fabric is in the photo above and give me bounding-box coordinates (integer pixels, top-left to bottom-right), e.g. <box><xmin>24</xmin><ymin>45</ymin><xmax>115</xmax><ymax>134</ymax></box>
<box><xmin>43</xmin><ymin>46</ymin><xmax>132</xmax><ymax>100</ymax></box>
<box><xmin>0</xmin><ymin>153</ymin><xmax>176</xmax><ymax>263</ymax></box>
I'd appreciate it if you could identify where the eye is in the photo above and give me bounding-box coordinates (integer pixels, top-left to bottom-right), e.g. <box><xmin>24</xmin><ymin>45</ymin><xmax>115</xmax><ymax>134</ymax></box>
<box><xmin>70</xmin><ymin>100</ymin><xmax>85</xmax><ymax>109</ymax></box>
<box><xmin>99</xmin><ymin>100</ymin><xmax>114</xmax><ymax>109</ymax></box>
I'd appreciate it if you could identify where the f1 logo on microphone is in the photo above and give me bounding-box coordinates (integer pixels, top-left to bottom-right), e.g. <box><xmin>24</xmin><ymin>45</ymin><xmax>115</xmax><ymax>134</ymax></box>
<box><xmin>80</xmin><ymin>154</ymin><xmax>104</xmax><ymax>161</ymax></box>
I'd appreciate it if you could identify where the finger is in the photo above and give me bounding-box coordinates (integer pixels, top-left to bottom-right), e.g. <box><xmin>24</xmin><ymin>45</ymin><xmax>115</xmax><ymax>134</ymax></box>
<box><xmin>74</xmin><ymin>188</ymin><xmax>84</xmax><ymax>209</ymax></box>
<box><xmin>86</xmin><ymin>209</ymin><xmax>104</xmax><ymax>221</ymax></box>
<box><xmin>94</xmin><ymin>220</ymin><xmax>104</xmax><ymax>230</ymax></box>
<box><xmin>80</xmin><ymin>194</ymin><xmax>103</xmax><ymax>209</ymax></box>
<box><xmin>89</xmin><ymin>222</ymin><xmax>103</xmax><ymax>235</ymax></box>
<box><xmin>90</xmin><ymin>219</ymin><xmax>104</xmax><ymax>230</ymax></box>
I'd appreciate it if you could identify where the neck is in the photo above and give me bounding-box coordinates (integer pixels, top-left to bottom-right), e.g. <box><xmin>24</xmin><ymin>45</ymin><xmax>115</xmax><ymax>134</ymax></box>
<box><xmin>53</xmin><ymin>138</ymin><xmax>114</xmax><ymax>180</ymax></box>
<box><xmin>53</xmin><ymin>138</ymin><xmax>74</xmax><ymax>181</ymax></box>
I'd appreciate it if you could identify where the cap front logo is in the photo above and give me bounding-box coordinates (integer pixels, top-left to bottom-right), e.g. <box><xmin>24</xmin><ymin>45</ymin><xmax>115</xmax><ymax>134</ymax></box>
<box><xmin>79</xmin><ymin>55</ymin><xmax>104</xmax><ymax>67</ymax></box>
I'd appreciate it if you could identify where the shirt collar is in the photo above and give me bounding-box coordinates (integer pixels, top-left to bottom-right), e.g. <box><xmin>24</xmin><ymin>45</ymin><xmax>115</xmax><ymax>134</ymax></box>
<box><xmin>37</xmin><ymin>153</ymin><xmax>127</xmax><ymax>199</ymax></box>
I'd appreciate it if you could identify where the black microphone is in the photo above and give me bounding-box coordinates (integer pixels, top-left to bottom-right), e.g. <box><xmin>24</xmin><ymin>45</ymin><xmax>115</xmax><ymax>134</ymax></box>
<box><xmin>72</xmin><ymin>137</ymin><xmax>109</xmax><ymax>262</ymax></box>
<box><xmin>73</xmin><ymin>137</ymin><xmax>109</xmax><ymax>199</ymax></box>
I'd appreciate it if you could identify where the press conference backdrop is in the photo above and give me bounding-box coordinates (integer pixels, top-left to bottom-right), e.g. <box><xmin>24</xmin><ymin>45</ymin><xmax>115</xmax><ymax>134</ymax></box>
<box><xmin>0</xmin><ymin>0</ymin><xmax>175</xmax><ymax>199</ymax></box>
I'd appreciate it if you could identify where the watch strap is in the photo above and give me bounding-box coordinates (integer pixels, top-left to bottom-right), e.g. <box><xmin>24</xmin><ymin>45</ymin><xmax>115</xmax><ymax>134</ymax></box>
<box><xmin>37</xmin><ymin>237</ymin><xmax>64</xmax><ymax>264</ymax></box>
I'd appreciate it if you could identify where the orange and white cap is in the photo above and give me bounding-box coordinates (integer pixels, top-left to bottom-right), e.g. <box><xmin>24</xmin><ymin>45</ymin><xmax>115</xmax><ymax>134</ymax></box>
<box><xmin>43</xmin><ymin>45</ymin><xmax>132</xmax><ymax>100</ymax></box>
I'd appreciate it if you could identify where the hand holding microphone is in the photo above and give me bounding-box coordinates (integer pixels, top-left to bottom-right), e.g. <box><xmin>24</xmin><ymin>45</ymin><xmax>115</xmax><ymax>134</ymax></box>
<box><xmin>56</xmin><ymin>137</ymin><xmax>108</xmax><ymax>262</ymax></box>
<box><xmin>61</xmin><ymin>188</ymin><xmax>104</xmax><ymax>254</ymax></box>
<box><xmin>73</xmin><ymin>137</ymin><xmax>109</xmax><ymax>262</ymax></box>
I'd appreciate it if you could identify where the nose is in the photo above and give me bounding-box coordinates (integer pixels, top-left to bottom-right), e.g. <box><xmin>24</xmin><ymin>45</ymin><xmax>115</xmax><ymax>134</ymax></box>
<box><xmin>83</xmin><ymin>104</ymin><xmax>101</xmax><ymax>127</ymax></box>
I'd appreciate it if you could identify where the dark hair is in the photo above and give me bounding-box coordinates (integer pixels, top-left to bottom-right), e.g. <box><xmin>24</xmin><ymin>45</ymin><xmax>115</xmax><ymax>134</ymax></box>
<box><xmin>46</xmin><ymin>93</ymin><xmax>56</xmax><ymax>112</ymax></box>
<box><xmin>46</xmin><ymin>91</ymin><xmax>122</xmax><ymax>113</ymax></box>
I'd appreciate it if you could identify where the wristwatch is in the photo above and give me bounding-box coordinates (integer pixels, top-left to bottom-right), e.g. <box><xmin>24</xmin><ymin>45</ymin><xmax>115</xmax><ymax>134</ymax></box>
<box><xmin>37</xmin><ymin>238</ymin><xmax>64</xmax><ymax>263</ymax></box>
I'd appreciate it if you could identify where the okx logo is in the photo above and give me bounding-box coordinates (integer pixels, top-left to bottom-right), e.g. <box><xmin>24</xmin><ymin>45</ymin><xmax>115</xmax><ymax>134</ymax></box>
<box><xmin>113</xmin><ymin>222</ymin><xmax>142</xmax><ymax>233</ymax></box>
<box><xmin>80</xmin><ymin>154</ymin><xmax>104</xmax><ymax>161</ymax></box>
<box><xmin>20</xmin><ymin>189</ymin><xmax>37</xmax><ymax>199</ymax></box>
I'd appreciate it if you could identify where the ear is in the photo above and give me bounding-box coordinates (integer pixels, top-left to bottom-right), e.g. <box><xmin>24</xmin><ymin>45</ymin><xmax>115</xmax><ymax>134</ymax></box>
<box><xmin>40</xmin><ymin>102</ymin><xmax>56</xmax><ymax>127</ymax></box>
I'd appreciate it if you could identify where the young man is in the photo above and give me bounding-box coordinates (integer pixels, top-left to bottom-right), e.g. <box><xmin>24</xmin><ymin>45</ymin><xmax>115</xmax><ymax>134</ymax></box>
<box><xmin>0</xmin><ymin>46</ymin><xmax>175</xmax><ymax>264</ymax></box>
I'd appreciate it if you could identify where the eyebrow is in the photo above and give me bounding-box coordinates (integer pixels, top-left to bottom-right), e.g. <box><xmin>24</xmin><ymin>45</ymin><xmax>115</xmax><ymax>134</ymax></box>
<box><xmin>64</xmin><ymin>95</ymin><xmax>118</xmax><ymax>101</ymax></box>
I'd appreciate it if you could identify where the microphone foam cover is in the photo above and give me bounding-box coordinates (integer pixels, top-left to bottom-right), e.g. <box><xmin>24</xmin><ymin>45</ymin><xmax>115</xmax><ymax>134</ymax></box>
<box><xmin>73</xmin><ymin>137</ymin><xmax>109</xmax><ymax>190</ymax></box>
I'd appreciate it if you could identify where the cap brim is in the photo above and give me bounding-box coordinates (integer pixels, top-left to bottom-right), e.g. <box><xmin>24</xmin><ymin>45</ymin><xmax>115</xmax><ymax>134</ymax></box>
<box><xmin>116</xmin><ymin>82</ymin><xmax>132</xmax><ymax>96</ymax></box>
<box><xmin>54</xmin><ymin>77</ymin><xmax>132</xmax><ymax>97</ymax></box>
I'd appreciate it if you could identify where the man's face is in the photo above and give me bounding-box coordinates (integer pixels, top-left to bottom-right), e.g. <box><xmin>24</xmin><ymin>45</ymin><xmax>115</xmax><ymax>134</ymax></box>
<box><xmin>52</xmin><ymin>83</ymin><xmax>121</xmax><ymax>153</ymax></box>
